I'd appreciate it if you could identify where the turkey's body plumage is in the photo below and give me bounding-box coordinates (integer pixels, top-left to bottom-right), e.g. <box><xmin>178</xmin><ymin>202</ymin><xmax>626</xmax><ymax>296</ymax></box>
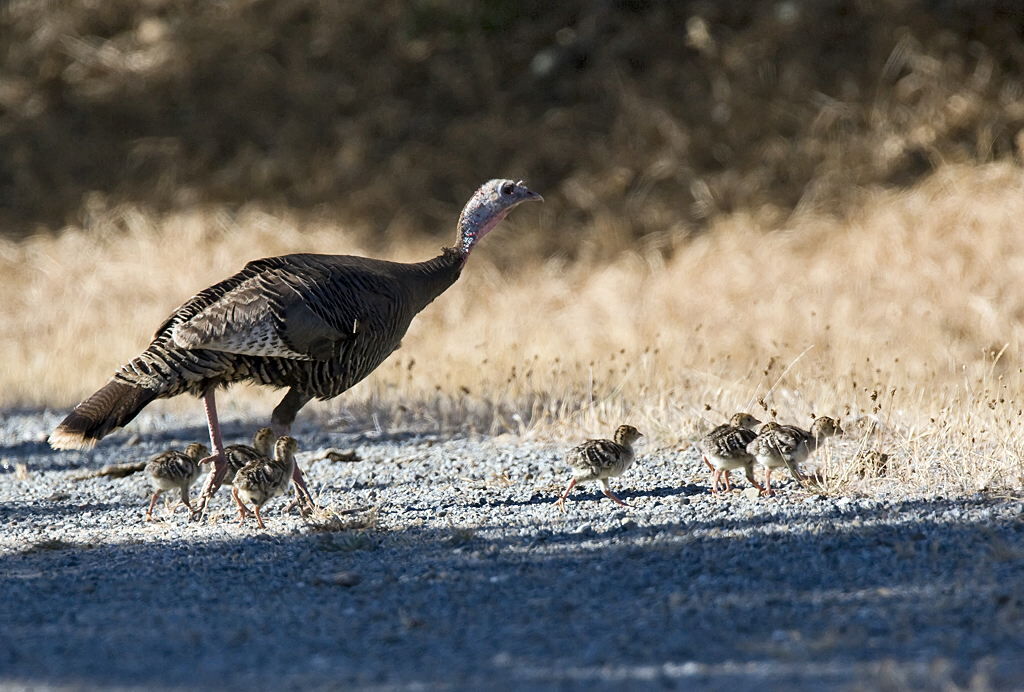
<box><xmin>124</xmin><ymin>252</ymin><xmax>461</xmax><ymax>400</ymax></box>
<box><xmin>52</xmin><ymin>251</ymin><xmax>463</xmax><ymax>448</ymax></box>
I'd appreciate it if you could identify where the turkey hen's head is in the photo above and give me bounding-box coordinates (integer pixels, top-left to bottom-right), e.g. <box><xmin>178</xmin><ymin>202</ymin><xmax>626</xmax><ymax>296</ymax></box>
<box><xmin>457</xmin><ymin>179</ymin><xmax>543</xmax><ymax>254</ymax></box>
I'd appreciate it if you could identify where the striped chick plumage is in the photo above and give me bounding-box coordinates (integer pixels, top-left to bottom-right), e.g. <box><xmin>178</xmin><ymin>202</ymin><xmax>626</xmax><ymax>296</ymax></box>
<box><xmin>557</xmin><ymin>425</ymin><xmax>643</xmax><ymax>510</ymax></box>
<box><xmin>746</xmin><ymin>417</ymin><xmax>843</xmax><ymax>495</ymax></box>
<box><xmin>232</xmin><ymin>436</ymin><xmax>298</xmax><ymax>529</ymax></box>
<box><xmin>698</xmin><ymin>412</ymin><xmax>763</xmax><ymax>493</ymax></box>
<box><xmin>144</xmin><ymin>442</ymin><xmax>208</xmax><ymax>520</ymax></box>
<box><xmin>222</xmin><ymin>427</ymin><xmax>276</xmax><ymax>486</ymax></box>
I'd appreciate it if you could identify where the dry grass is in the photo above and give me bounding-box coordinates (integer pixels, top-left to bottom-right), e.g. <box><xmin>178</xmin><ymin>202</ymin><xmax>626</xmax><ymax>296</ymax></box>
<box><xmin>4</xmin><ymin>162</ymin><xmax>1024</xmax><ymax>495</ymax></box>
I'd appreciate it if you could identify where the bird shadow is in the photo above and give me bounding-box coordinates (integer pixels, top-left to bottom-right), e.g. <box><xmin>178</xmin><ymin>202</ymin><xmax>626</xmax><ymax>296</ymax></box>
<box><xmin>484</xmin><ymin>483</ymin><xmax>705</xmax><ymax>508</ymax></box>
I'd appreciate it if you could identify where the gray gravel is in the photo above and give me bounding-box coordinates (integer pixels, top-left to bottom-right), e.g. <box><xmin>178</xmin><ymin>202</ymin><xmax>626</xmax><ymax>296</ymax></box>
<box><xmin>2</xmin><ymin>409</ymin><xmax>1023</xmax><ymax>690</ymax></box>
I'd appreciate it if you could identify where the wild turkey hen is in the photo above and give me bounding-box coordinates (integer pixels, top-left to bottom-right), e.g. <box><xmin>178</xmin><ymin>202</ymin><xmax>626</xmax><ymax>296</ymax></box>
<box><xmin>50</xmin><ymin>179</ymin><xmax>542</xmax><ymax>512</ymax></box>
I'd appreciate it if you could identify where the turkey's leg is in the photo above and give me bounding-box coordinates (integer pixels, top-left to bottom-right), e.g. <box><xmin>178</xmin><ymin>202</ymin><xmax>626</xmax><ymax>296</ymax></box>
<box><xmin>273</xmin><ymin>388</ymin><xmax>317</xmax><ymax>514</ymax></box>
<box><xmin>284</xmin><ymin>464</ymin><xmax>317</xmax><ymax>515</ymax></box>
<box><xmin>193</xmin><ymin>388</ymin><xmax>229</xmax><ymax>518</ymax></box>
<box><xmin>271</xmin><ymin>388</ymin><xmax>311</xmax><ymax>437</ymax></box>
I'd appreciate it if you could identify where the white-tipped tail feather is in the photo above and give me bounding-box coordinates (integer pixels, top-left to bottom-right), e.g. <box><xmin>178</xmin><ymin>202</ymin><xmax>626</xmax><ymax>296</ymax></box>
<box><xmin>48</xmin><ymin>428</ymin><xmax>101</xmax><ymax>451</ymax></box>
<box><xmin>49</xmin><ymin>379</ymin><xmax>155</xmax><ymax>451</ymax></box>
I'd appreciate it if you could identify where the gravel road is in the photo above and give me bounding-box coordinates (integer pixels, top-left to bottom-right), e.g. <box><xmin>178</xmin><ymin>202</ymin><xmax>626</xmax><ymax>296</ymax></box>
<box><xmin>1</xmin><ymin>408</ymin><xmax>1023</xmax><ymax>690</ymax></box>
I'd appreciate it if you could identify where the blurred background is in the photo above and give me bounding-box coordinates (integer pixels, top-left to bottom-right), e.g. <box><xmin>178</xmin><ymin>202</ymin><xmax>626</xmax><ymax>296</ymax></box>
<box><xmin>4</xmin><ymin>1</ymin><xmax>1024</xmax><ymax>491</ymax></box>
<box><xmin>3</xmin><ymin>0</ymin><xmax>1023</xmax><ymax>252</ymax></box>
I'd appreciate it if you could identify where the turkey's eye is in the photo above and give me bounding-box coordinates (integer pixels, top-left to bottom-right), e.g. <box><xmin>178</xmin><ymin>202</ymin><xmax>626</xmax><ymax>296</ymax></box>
<box><xmin>500</xmin><ymin>182</ymin><xmax>515</xmax><ymax>196</ymax></box>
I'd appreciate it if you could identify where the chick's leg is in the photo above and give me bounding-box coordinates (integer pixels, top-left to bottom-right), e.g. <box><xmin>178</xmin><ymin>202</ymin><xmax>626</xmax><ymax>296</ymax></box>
<box><xmin>600</xmin><ymin>479</ymin><xmax>630</xmax><ymax>508</ymax></box>
<box><xmin>555</xmin><ymin>478</ymin><xmax>578</xmax><ymax>511</ymax></box>
<box><xmin>146</xmin><ymin>490</ymin><xmax>163</xmax><ymax>521</ymax></box>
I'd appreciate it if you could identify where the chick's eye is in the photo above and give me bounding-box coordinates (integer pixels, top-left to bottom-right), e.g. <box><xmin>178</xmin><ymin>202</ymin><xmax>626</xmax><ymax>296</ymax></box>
<box><xmin>500</xmin><ymin>182</ymin><xmax>515</xmax><ymax>196</ymax></box>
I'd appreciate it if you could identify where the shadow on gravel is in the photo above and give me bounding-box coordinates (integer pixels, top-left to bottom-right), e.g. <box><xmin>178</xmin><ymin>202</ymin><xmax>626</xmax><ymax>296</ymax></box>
<box><xmin>0</xmin><ymin>500</ymin><xmax>139</xmax><ymax>522</ymax></box>
<box><xmin>1</xmin><ymin>498</ymin><xmax>1022</xmax><ymax>689</ymax></box>
<box><xmin>488</xmin><ymin>483</ymin><xmax>705</xmax><ymax>508</ymax></box>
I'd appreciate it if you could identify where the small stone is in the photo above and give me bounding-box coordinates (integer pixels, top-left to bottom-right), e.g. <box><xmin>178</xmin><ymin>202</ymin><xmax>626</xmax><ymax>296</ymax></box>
<box><xmin>678</xmin><ymin>497</ymin><xmax>691</xmax><ymax>505</ymax></box>
<box><xmin>329</xmin><ymin>571</ymin><xmax>361</xmax><ymax>587</ymax></box>
<box><xmin>741</xmin><ymin>487</ymin><xmax>760</xmax><ymax>501</ymax></box>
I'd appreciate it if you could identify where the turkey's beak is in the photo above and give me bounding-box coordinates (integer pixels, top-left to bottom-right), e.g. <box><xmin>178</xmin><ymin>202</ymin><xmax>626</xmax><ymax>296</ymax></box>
<box><xmin>522</xmin><ymin>188</ymin><xmax>544</xmax><ymax>203</ymax></box>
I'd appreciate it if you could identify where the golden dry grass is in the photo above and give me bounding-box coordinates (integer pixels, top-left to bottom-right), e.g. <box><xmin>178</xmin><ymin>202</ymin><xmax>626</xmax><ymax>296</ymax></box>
<box><xmin>4</xmin><ymin>162</ymin><xmax>1024</xmax><ymax>495</ymax></box>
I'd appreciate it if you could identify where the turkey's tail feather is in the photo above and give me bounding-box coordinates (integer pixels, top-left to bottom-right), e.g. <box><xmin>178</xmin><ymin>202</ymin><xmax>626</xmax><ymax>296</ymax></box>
<box><xmin>49</xmin><ymin>380</ymin><xmax>157</xmax><ymax>450</ymax></box>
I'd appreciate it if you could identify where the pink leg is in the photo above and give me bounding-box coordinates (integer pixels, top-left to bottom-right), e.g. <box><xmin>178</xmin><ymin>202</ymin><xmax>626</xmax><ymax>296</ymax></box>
<box><xmin>703</xmin><ymin>455</ymin><xmax>714</xmax><ymax>472</ymax></box>
<box><xmin>283</xmin><ymin>464</ymin><xmax>316</xmax><ymax>515</ymax></box>
<box><xmin>253</xmin><ymin>504</ymin><xmax>267</xmax><ymax>530</ymax></box>
<box><xmin>232</xmin><ymin>487</ymin><xmax>250</xmax><ymax>524</ymax></box>
<box><xmin>710</xmin><ymin>469</ymin><xmax>720</xmax><ymax>493</ymax></box>
<box><xmin>146</xmin><ymin>490</ymin><xmax>162</xmax><ymax>521</ymax></box>
<box><xmin>763</xmin><ymin>468</ymin><xmax>775</xmax><ymax>496</ymax></box>
<box><xmin>177</xmin><ymin>486</ymin><xmax>196</xmax><ymax>515</ymax></box>
<box><xmin>193</xmin><ymin>388</ymin><xmax>229</xmax><ymax>518</ymax></box>
<box><xmin>743</xmin><ymin>466</ymin><xmax>765</xmax><ymax>494</ymax></box>
<box><xmin>601</xmin><ymin>481</ymin><xmax>630</xmax><ymax>508</ymax></box>
<box><xmin>555</xmin><ymin>478</ymin><xmax>578</xmax><ymax>511</ymax></box>
<box><xmin>723</xmin><ymin>470</ymin><xmax>733</xmax><ymax>492</ymax></box>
